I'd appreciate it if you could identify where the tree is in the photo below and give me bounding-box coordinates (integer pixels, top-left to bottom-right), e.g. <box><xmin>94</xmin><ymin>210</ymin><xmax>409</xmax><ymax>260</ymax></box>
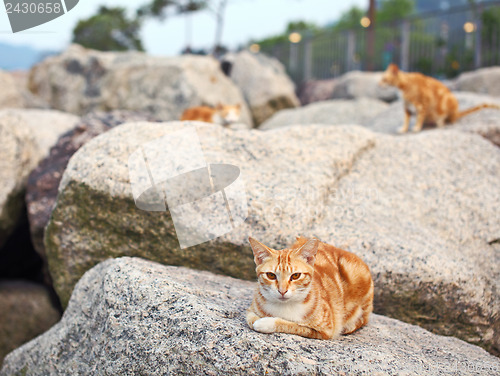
<box><xmin>334</xmin><ymin>6</ymin><xmax>365</xmax><ymax>30</ymax></box>
<box><xmin>73</xmin><ymin>6</ymin><xmax>144</xmax><ymax>51</ymax></box>
<box><xmin>377</xmin><ymin>0</ymin><xmax>414</xmax><ymax>24</ymax></box>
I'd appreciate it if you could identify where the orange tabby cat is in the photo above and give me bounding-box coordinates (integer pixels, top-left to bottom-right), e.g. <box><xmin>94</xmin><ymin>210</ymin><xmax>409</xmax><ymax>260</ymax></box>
<box><xmin>246</xmin><ymin>236</ymin><xmax>374</xmax><ymax>340</ymax></box>
<box><xmin>180</xmin><ymin>103</ymin><xmax>241</xmax><ymax>126</ymax></box>
<box><xmin>381</xmin><ymin>63</ymin><xmax>500</xmax><ymax>133</ymax></box>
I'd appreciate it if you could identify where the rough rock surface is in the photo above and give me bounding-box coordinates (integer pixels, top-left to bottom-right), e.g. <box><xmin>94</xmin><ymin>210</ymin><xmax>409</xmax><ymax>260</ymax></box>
<box><xmin>0</xmin><ymin>110</ymin><xmax>78</xmax><ymax>248</ymax></box>
<box><xmin>43</xmin><ymin>122</ymin><xmax>500</xmax><ymax>354</ymax></box>
<box><xmin>26</xmin><ymin>110</ymin><xmax>159</xmax><ymax>260</ymax></box>
<box><xmin>298</xmin><ymin>78</ymin><xmax>337</xmax><ymax>105</ymax></box>
<box><xmin>0</xmin><ymin>115</ymin><xmax>37</xmax><ymax>248</ymax></box>
<box><xmin>0</xmin><ymin>70</ymin><xmax>24</xmax><ymax>109</ymax></box>
<box><xmin>454</xmin><ymin>66</ymin><xmax>500</xmax><ymax>96</ymax></box>
<box><xmin>2</xmin><ymin>257</ymin><xmax>499</xmax><ymax>376</ymax></box>
<box><xmin>29</xmin><ymin>44</ymin><xmax>253</xmax><ymax>126</ymax></box>
<box><xmin>367</xmin><ymin>92</ymin><xmax>500</xmax><ymax>145</ymax></box>
<box><xmin>259</xmin><ymin>98</ymin><xmax>388</xmax><ymax>130</ymax></box>
<box><xmin>330</xmin><ymin>70</ymin><xmax>398</xmax><ymax>102</ymax></box>
<box><xmin>0</xmin><ymin>109</ymin><xmax>79</xmax><ymax>160</ymax></box>
<box><xmin>223</xmin><ymin>51</ymin><xmax>300</xmax><ymax>126</ymax></box>
<box><xmin>0</xmin><ymin>281</ymin><xmax>60</xmax><ymax>366</ymax></box>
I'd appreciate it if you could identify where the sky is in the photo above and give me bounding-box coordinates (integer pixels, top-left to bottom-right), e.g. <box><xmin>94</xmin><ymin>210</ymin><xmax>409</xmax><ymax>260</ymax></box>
<box><xmin>0</xmin><ymin>0</ymin><xmax>368</xmax><ymax>56</ymax></box>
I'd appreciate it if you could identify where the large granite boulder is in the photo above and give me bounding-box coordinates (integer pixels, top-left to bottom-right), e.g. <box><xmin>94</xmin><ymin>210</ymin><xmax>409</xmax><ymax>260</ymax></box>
<box><xmin>367</xmin><ymin>92</ymin><xmax>500</xmax><ymax>145</ymax></box>
<box><xmin>330</xmin><ymin>70</ymin><xmax>399</xmax><ymax>102</ymax></box>
<box><xmin>298</xmin><ymin>78</ymin><xmax>337</xmax><ymax>105</ymax></box>
<box><xmin>0</xmin><ymin>281</ymin><xmax>60</xmax><ymax>366</ymax></box>
<box><xmin>26</xmin><ymin>110</ymin><xmax>159</xmax><ymax>262</ymax></box>
<box><xmin>0</xmin><ymin>70</ymin><xmax>24</xmax><ymax>109</ymax></box>
<box><xmin>454</xmin><ymin>66</ymin><xmax>500</xmax><ymax>96</ymax></box>
<box><xmin>44</xmin><ymin>122</ymin><xmax>500</xmax><ymax>354</ymax></box>
<box><xmin>259</xmin><ymin>98</ymin><xmax>388</xmax><ymax>130</ymax></box>
<box><xmin>223</xmin><ymin>51</ymin><xmax>300</xmax><ymax>126</ymax></box>
<box><xmin>2</xmin><ymin>257</ymin><xmax>499</xmax><ymax>375</ymax></box>
<box><xmin>28</xmin><ymin>44</ymin><xmax>253</xmax><ymax>126</ymax></box>
<box><xmin>0</xmin><ymin>110</ymin><xmax>78</xmax><ymax>248</ymax></box>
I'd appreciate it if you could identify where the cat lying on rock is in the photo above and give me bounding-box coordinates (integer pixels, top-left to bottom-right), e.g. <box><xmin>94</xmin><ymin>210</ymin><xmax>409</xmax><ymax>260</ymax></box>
<box><xmin>247</xmin><ymin>236</ymin><xmax>374</xmax><ymax>340</ymax></box>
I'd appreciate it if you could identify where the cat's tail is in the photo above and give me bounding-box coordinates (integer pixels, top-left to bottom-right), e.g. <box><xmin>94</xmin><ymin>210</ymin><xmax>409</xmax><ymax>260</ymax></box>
<box><xmin>453</xmin><ymin>103</ymin><xmax>500</xmax><ymax>121</ymax></box>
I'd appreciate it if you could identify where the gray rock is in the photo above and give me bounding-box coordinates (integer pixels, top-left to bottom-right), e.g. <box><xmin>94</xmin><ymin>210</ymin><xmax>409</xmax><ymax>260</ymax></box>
<box><xmin>0</xmin><ymin>70</ymin><xmax>24</xmax><ymax>109</ymax></box>
<box><xmin>43</xmin><ymin>122</ymin><xmax>500</xmax><ymax>354</ymax></box>
<box><xmin>0</xmin><ymin>110</ymin><xmax>78</xmax><ymax>248</ymax></box>
<box><xmin>0</xmin><ymin>115</ymin><xmax>37</xmax><ymax>248</ymax></box>
<box><xmin>454</xmin><ymin>66</ymin><xmax>500</xmax><ymax>96</ymax></box>
<box><xmin>2</xmin><ymin>257</ymin><xmax>498</xmax><ymax>376</ymax></box>
<box><xmin>224</xmin><ymin>51</ymin><xmax>300</xmax><ymax>126</ymax></box>
<box><xmin>25</xmin><ymin>111</ymin><xmax>158</xmax><ymax>281</ymax></box>
<box><xmin>331</xmin><ymin>70</ymin><xmax>399</xmax><ymax>102</ymax></box>
<box><xmin>29</xmin><ymin>44</ymin><xmax>253</xmax><ymax>127</ymax></box>
<box><xmin>260</xmin><ymin>98</ymin><xmax>388</xmax><ymax>130</ymax></box>
<box><xmin>298</xmin><ymin>78</ymin><xmax>337</xmax><ymax>105</ymax></box>
<box><xmin>366</xmin><ymin>92</ymin><xmax>500</xmax><ymax>145</ymax></box>
<box><xmin>0</xmin><ymin>281</ymin><xmax>60</xmax><ymax>366</ymax></box>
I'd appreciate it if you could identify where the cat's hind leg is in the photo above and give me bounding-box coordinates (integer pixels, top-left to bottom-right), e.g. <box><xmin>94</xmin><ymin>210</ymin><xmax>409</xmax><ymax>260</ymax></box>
<box><xmin>436</xmin><ymin>116</ymin><xmax>446</xmax><ymax>128</ymax></box>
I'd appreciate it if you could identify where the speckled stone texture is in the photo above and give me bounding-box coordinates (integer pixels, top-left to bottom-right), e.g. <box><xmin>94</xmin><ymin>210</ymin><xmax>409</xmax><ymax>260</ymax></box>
<box><xmin>259</xmin><ymin>98</ymin><xmax>388</xmax><ymax>130</ymax></box>
<box><xmin>26</xmin><ymin>111</ymin><xmax>159</xmax><ymax>261</ymax></box>
<box><xmin>0</xmin><ymin>70</ymin><xmax>24</xmax><ymax>109</ymax></box>
<box><xmin>0</xmin><ymin>281</ymin><xmax>60</xmax><ymax>366</ymax></box>
<box><xmin>368</xmin><ymin>92</ymin><xmax>500</xmax><ymax>146</ymax></box>
<box><xmin>2</xmin><ymin>257</ymin><xmax>499</xmax><ymax>376</ymax></box>
<box><xmin>223</xmin><ymin>51</ymin><xmax>300</xmax><ymax>126</ymax></box>
<box><xmin>28</xmin><ymin>44</ymin><xmax>253</xmax><ymax>127</ymax></box>
<box><xmin>454</xmin><ymin>66</ymin><xmax>500</xmax><ymax>96</ymax></box>
<box><xmin>43</xmin><ymin>122</ymin><xmax>500</xmax><ymax>355</ymax></box>
<box><xmin>0</xmin><ymin>110</ymin><xmax>78</xmax><ymax>249</ymax></box>
<box><xmin>330</xmin><ymin>71</ymin><xmax>398</xmax><ymax>102</ymax></box>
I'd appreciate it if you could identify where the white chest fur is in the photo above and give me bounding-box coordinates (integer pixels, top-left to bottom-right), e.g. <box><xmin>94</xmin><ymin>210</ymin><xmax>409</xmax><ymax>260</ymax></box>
<box><xmin>263</xmin><ymin>301</ymin><xmax>309</xmax><ymax>323</ymax></box>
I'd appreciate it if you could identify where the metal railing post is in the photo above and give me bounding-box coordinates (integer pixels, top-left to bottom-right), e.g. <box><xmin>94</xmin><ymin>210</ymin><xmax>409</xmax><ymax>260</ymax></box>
<box><xmin>400</xmin><ymin>20</ymin><xmax>410</xmax><ymax>71</ymax></box>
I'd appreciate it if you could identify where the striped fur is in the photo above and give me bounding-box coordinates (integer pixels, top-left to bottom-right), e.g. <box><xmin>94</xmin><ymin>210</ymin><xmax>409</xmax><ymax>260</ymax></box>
<box><xmin>247</xmin><ymin>236</ymin><xmax>374</xmax><ymax>339</ymax></box>
<box><xmin>381</xmin><ymin>63</ymin><xmax>500</xmax><ymax>133</ymax></box>
<box><xmin>180</xmin><ymin>103</ymin><xmax>241</xmax><ymax>126</ymax></box>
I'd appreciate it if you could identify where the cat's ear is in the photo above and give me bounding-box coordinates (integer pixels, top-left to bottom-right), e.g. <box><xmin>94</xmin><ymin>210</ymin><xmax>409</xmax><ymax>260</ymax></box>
<box><xmin>249</xmin><ymin>237</ymin><xmax>275</xmax><ymax>265</ymax></box>
<box><xmin>216</xmin><ymin>103</ymin><xmax>223</xmax><ymax>111</ymax></box>
<box><xmin>296</xmin><ymin>239</ymin><xmax>319</xmax><ymax>265</ymax></box>
<box><xmin>388</xmin><ymin>63</ymin><xmax>399</xmax><ymax>75</ymax></box>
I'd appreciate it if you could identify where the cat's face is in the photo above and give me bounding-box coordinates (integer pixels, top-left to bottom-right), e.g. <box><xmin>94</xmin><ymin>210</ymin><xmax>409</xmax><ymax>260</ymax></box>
<box><xmin>216</xmin><ymin>104</ymin><xmax>241</xmax><ymax>123</ymax></box>
<box><xmin>249</xmin><ymin>237</ymin><xmax>318</xmax><ymax>304</ymax></box>
<box><xmin>380</xmin><ymin>63</ymin><xmax>401</xmax><ymax>87</ymax></box>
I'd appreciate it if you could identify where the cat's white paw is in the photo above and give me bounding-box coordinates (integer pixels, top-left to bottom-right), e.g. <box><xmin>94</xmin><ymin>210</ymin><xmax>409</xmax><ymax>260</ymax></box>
<box><xmin>253</xmin><ymin>317</ymin><xmax>277</xmax><ymax>333</ymax></box>
<box><xmin>397</xmin><ymin>126</ymin><xmax>409</xmax><ymax>134</ymax></box>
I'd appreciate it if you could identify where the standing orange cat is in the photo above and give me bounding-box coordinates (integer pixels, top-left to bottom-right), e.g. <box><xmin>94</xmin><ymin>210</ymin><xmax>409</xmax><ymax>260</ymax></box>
<box><xmin>247</xmin><ymin>236</ymin><xmax>374</xmax><ymax>339</ymax></box>
<box><xmin>180</xmin><ymin>103</ymin><xmax>241</xmax><ymax>126</ymax></box>
<box><xmin>381</xmin><ymin>63</ymin><xmax>500</xmax><ymax>133</ymax></box>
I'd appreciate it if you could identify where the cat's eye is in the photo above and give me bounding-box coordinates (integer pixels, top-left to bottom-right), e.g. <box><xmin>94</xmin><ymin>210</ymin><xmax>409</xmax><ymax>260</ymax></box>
<box><xmin>266</xmin><ymin>272</ymin><xmax>276</xmax><ymax>280</ymax></box>
<box><xmin>290</xmin><ymin>273</ymin><xmax>301</xmax><ymax>280</ymax></box>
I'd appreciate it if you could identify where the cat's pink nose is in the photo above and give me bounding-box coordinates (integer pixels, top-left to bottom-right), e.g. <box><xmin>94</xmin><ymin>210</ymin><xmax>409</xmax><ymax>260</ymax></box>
<box><xmin>279</xmin><ymin>289</ymin><xmax>288</xmax><ymax>297</ymax></box>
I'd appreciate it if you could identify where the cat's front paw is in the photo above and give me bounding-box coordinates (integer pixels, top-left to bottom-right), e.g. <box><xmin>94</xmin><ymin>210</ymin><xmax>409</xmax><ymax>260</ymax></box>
<box><xmin>253</xmin><ymin>317</ymin><xmax>277</xmax><ymax>333</ymax></box>
<box><xmin>397</xmin><ymin>126</ymin><xmax>409</xmax><ymax>134</ymax></box>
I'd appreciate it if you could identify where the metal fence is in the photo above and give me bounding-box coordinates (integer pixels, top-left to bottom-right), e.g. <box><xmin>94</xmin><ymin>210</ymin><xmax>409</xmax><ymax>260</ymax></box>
<box><xmin>260</xmin><ymin>1</ymin><xmax>500</xmax><ymax>84</ymax></box>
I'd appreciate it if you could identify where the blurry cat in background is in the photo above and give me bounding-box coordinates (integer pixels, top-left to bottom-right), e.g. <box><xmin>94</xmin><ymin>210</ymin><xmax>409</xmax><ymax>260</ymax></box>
<box><xmin>180</xmin><ymin>103</ymin><xmax>241</xmax><ymax>126</ymax></box>
<box><xmin>247</xmin><ymin>236</ymin><xmax>374</xmax><ymax>340</ymax></box>
<box><xmin>381</xmin><ymin>63</ymin><xmax>500</xmax><ymax>133</ymax></box>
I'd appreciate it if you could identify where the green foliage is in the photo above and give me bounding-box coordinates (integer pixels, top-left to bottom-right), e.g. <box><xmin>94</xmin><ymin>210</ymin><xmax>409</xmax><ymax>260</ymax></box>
<box><xmin>481</xmin><ymin>6</ymin><xmax>500</xmax><ymax>45</ymax></box>
<box><xmin>378</xmin><ymin>0</ymin><xmax>414</xmax><ymax>24</ymax></box>
<box><xmin>334</xmin><ymin>6</ymin><xmax>365</xmax><ymax>30</ymax></box>
<box><xmin>73</xmin><ymin>6</ymin><xmax>143</xmax><ymax>51</ymax></box>
<box><xmin>137</xmin><ymin>0</ymin><xmax>206</xmax><ymax>19</ymax></box>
